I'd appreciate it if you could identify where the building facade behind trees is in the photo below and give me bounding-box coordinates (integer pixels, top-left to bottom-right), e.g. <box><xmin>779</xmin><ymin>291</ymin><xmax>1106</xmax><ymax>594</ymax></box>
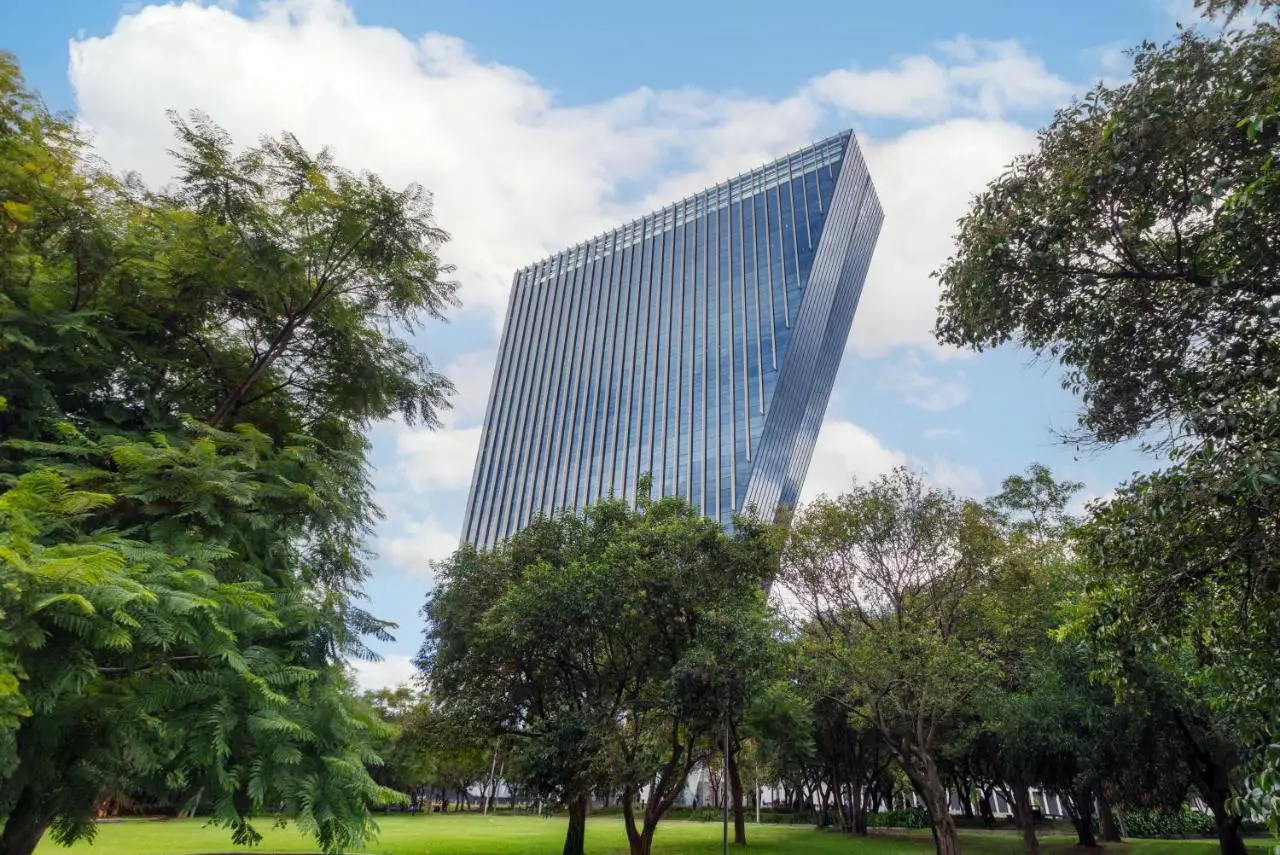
<box><xmin>463</xmin><ymin>130</ymin><xmax>883</xmax><ymax>546</ymax></box>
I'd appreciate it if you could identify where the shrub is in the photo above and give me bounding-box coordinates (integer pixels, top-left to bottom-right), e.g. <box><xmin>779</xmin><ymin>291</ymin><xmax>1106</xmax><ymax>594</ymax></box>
<box><xmin>1121</xmin><ymin>809</ymin><xmax>1216</xmax><ymax>838</ymax></box>
<box><xmin>865</xmin><ymin>808</ymin><xmax>930</xmax><ymax>829</ymax></box>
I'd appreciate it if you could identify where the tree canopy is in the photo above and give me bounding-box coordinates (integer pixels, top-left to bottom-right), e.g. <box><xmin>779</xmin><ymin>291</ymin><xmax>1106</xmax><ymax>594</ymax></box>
<box><xmin>0</xmin><ymin>52</ymin><xmax>457</xmax><ymax>855</ymax></box>
<box><xmin>934</xmin><ymin>9</ymin><xmax>1280</xmax><ymax>851</ymax></box>
<box><xmin>420</xmin><ymin>488</ymin><xmax>778</xmax><ymax>855</ymax></box>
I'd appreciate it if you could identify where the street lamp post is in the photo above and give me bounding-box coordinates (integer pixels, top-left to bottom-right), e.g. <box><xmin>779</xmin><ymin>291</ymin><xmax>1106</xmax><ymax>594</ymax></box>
<box><xmin>722</xmin><ymin>699</ymin><xmax>729</xmax><ymax>855</ymax></box>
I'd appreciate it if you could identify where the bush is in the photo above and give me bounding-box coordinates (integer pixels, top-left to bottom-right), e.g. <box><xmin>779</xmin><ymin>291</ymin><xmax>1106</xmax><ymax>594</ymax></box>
<box><xmin>865</xmin><ymin>808</ymin><xmax>930</xmax><ymax>829</ymax></box>
<box><xmin>661</xmin><ymin>807</ymin><xmax>811</xmax><ymax>824</ymax></box>
<box><xmin>1121</xmin><ymin>809</ymin><xmax>1216</xmax><ymax>838</ymax></box>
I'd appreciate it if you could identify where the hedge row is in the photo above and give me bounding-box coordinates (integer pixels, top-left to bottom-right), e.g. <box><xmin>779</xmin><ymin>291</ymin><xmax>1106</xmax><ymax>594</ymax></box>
<box><xmin>1121</xmin><ymin>809</ymin><xmax>1216</xmax><ymax>838</ymax></box>
<box><xmin>865</xmin><ymin>808</ymin><xmax>930</xmax><ymax>829</ymax></box>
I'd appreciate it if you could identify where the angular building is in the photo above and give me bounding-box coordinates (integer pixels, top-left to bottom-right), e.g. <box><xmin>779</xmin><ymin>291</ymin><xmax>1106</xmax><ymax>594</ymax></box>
<box><xmin>462</xmin><ymin>130</ymin><xmax>883</xmax><ymax>547</ymax></box>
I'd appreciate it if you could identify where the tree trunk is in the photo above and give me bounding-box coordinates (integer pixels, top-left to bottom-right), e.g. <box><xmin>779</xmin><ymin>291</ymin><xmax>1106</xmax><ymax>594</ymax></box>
<box><xmin>1097</xmin><ymin>791</ymin><xmax>1121</xmax><ymax>843</ymax></box>
<box><xmin>914</xmin><ymin>763</ymin><xmax>962</xmax><ymax>855</ymax></box>
<box><xmin>1013</xmin><ymin>786</ymin><xmax>1039</xmax><ymax>855</ymax></box>
<box><xmin>727</xmin><ymin>739</ymin><xmax>746</xmax><ymax>845</ymax></box>
<box><xmin>0</xmin><ymin>788</ymin><xmax>53</xmax><ymax>855</ymax></box>
<box><xmin>1067</xmin><ymin>786</ymin><xmax>1097</xmax><ymax>849</ymax></box>
<box><xmin>630</xmin><ymin>826</ymin><xmax>656</xmax><ymax>855</ymax></box>
<box><xmin>978</xmin><ymin>793</ymin><xmax>994</xmax><ymax>830</ymax></box>
<box><xmin>1172</xmin><ymin>710</ymin><xmax>1247</xmax><ymax>855</ymax></box>
<box><xmin>1214</xmin><ymin>815</ymin><xmax>1248</xmax><ymax>855</ymax></box>
<box><xmin>816</xmin><ymin>783</ymin><xmax>831</xmax><ymax>828</ymax></box>
<box><xmin>1201</xmin><ymin>788</ymin><xmax>1248</xmax><ymax>855</ymax></box>
<box><xmin>852</xmin><ymin>783</ymin><xmax>868</xmax><ymax>835</ymax></box>
<box><xmin>562</xmin><ymin>791</ymin><xmax>589</xmax><ymax>855</ymax></box>
<box><xmin>483</xmin><ymin>747</ymin><xmax>498</xmax><ymax>814</ymax></box>
<box><xmin>836</xmin><ymin>783</ymin><xmax>850</xmax><ymax>833</ymax></box>
<box><xmin>624</xmin><ymin>785</ymin><xmax>682</xmax><ymax>855</ymax></box>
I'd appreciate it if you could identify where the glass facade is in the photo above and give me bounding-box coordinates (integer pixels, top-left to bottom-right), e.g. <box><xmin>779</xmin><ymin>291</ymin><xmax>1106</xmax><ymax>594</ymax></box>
<box><xmin>462</xmin><ymin>130</ymin><xmax>884</xmax><ymax>547</ymax></box>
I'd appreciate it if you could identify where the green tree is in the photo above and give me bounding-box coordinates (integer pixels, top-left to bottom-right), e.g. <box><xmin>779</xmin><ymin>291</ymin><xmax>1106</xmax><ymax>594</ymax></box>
<box><xmin>0</xmin><ymin>53</ymin><xmax>456</xmax><ymax>854</ymax></box>
<box><xmin>744</xmin><ymin>679</ymin><xmax>816</xmax><ymax>816</ymax></box>
<box><xmin>422</xmin><ymin>516</ymin><xmax>614</xmax><ymax>855</ymax></box>
<box><xmin>420</xmin><ymin>490</ymin><xmax>775</xmax><ymax>855</ymax></box>
<box><xmin>933</xmin><ymin>11</ymin><xmax>1279</xmax><ymax>851</ymax></box>
<box><xmin>780</xmin><ymin>467</ymin><xmax>1003</xmax><ymax>855</ymax></box>
<box><xmin>934</xmin><ymin>20</ymin><xmax>1279</xmax><ymax>448</ymax></box>
<box><xmin>958</xmin><ymin>465</ymin><xmax>1083</xmax><ymax>855</ymax></box>
<box><xmin>0</xmin><ymin>432</ymin><xmax>400</xmax><ymax>855</ymax></box>
<box><xmin>364</xmin><ymin>688</ymin><xmax>492</xmax><ymax>813</ymax></box>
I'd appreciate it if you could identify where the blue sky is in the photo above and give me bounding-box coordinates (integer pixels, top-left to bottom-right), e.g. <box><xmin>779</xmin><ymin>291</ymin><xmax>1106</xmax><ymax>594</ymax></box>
<box><xmin>2</xmin><ymin>0</ymin><xmax>1200</xmax><ymax>689</ymax></box>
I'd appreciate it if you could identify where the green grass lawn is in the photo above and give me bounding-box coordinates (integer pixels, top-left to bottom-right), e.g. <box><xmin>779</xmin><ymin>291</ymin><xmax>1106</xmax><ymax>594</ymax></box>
<box><xmin>35</xmin><ymin>813</ymin><xmax>1228</xmax><ymax>855</ymax></box>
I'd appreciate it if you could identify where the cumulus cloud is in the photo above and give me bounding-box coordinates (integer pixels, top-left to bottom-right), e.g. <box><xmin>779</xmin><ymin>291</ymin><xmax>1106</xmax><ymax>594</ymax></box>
<box><xmin>925</xmin><ymin>456</ymin><xmax>985</xmax><ymax>497</ymax></box>
<box><xmin>67</xmin><ymin>0</ymin><xmax>1068</xmax><ymax>586</ymax></box>
<box><xmin>69</xmin><ymin>0</ymin><xmax>1059</xmax><ymax>358</ymax></box>
<box><xmin>383</xmin><ymin>348</ymin><xmax>498</xmax><ymax>497</ymax></box>
<box><xmin>393</xmin><ymin>422</ymin><xmax>481</xmax><ymax>492</ymax></box>
<box><xmin>1069</xmin><ymin>488</ymin><xmax>1120</xmax><ymax>519</ymax></box>
<box><xmin>383</xmin><ymin>517</ymin><xmax>458</xmax><ymax>578</ymax></box>
<box><xmin>1082</xmin><ymin>42</ymin><xmax>1135</xmax><ymax>88</ymax></box>
<box><xmin>808</xmin><ymin>37</ymin><xmax>1071</xmax><ymax>120</ymax></box>
<box><xmin>442</xmin><ymin>349</ymin><xmax>499</xmax><ymax>426</ymax></box>
<box><xmin>851</xmin><ymin>118</ymin><xmax>1037</xmax><ymax>356</ymax></box>
<box><xmin>1155</xmin><ymin>0</ymin><xmax>1267</xmax><ymax>31</ymax></box>
<box><xmin>799</xmin><ymin>419</ymin><xmax>984</xmax><ymax>504</ymax></box>
<box><xmin>382</xmin><ymin>348</ymin><xmax>495</xmax><ymax>507</ymax></box>
<box><xmin>800</xmin><ymin>420</ymin><xmax>908</xmax><ymax>503</ymax></box>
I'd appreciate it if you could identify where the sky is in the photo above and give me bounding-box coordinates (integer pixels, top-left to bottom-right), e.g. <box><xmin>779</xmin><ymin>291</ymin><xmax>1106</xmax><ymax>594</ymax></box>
<box><xmin>2</xmin><ymin>0</ymin><xmax>1207</xmax><ymax>691</ymax></box>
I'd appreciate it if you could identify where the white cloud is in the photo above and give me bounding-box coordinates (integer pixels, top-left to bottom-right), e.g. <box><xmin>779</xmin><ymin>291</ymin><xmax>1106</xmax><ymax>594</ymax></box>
<box><xmin>393</xmin><ymin>422</ymin><xmax>481</xmax><ymax>492</ymax></box>
<box><xmin>799</xmin><ymin>419</ymin><xmax>984</xmax><ymax>504</ymax></box>
<box><xmin>383</xmin><ymin>517</ymin><xmax>458</xmax><ymax>578</ymax></box>
<box><xmin>441</xmin><ymin>349</ymin><xmax>498</xmax><ymax>427</ymax></box>
<box><xmin>1155</xmin><ymin>0</ymin><xmax>1269</xmax><ymax>30</ymax></box>
<box><xmin>1155</xmin><ymin>0</ymin><xmax>1200</xmax><ymax>22</ymax></box>
<box><xmin>800</xmin><ymin>420</ymin><xmax>908</xmax><ymax>503</ymax></box>
<box><xmin>809</xmin><ymin>37</ymin><xmax>1071</xmax><ymax>120</ymax></box>
<box><xmin>852</xmin><ymin>119</ymin><xmax>1038</xmax><ymax>357</ymax></box>
<box><xmin>67</xmin><ymin>0</ymin><xmax>1075</xmax><ymax>563</ymax></box>
<box><xmin>68</xmin><ymin>0</ymin><xmax>1062</xmax><ymax>361</ymax></box>
<box><xmin>349</xmin><ymin>653</ymin><xmax>417</xmax><ymax>693</ymax></box>
<box><xmin>383</xmin><ymin>348</ymin><xmax>493</xmax><ymax>505</ymax></box>
<box><xmin>1069</xmin><ymin>488</ymin><xmax>1119</xmax><ymax>518</ymax></box>
<box><xmin>71</xmin><ymin>0</ymin><xmax>663</xmax><ymax>318</ymax></box>
<box><xmin>879</xmin><ymin>351</ymin><xmax>969</xmax><ymax>411</ymax></box>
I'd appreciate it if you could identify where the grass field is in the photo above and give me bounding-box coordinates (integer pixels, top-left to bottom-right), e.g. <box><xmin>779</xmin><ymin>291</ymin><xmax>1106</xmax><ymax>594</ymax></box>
<box><xmin>35</xmin><ymin>814</ymin><xmax>1229</xmax><ymax>855</ymax></box>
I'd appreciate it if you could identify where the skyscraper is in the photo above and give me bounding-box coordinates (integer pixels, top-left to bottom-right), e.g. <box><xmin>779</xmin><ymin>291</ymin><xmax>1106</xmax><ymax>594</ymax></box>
<box><xmin>462</xmin><ymin>130</ymin><xmax>883</xmax><ymax>547</ymax></box>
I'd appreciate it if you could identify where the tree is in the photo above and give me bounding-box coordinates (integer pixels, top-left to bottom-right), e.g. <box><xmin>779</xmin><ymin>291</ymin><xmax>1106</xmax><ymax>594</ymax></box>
<box><xmin>364</xmin><ymin>688</ymin><xmax>492</xmax><ymax>813</ymax></box>
<box><xmin>744</xmin><ymin>680</ymin><xmax>818</xmax><ymax>818</ymax></box>
<box><xmin>0</xmin><ymin>432</ymin><xmax>400</xmax><ymax>855</ymax></box>
<box><xmin>934</xmin><ymin>20</ymin><xmax>1279</xmax><ymax>449</ymax></box>
<box><xmin>420</xmin><ymin>490</ymin><xmax>776</xmax><ymax>855</ymax></box>
<box><xmin>421</xmin><ymin>516</ymin><xmax>615</xmax><ymax>855</ymax></box>
<box><xmin>956</xmin><ymin>465</ymin><xmax>1083</xmax><ymax>855</ymax></box>
<box><xmin>780</xmin><ymin>467</ymin><xmax>1003</xmax><ymax>855</ymax></box>
<box><xmin>933</xmin><ymin>13</ymin><xmax>1279</xmax><ymax>850</ymax></box>
<box><xmin>0</xmin><ymin>53</ymin><xmax>456</xmax><ymax>854</ymax></box>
